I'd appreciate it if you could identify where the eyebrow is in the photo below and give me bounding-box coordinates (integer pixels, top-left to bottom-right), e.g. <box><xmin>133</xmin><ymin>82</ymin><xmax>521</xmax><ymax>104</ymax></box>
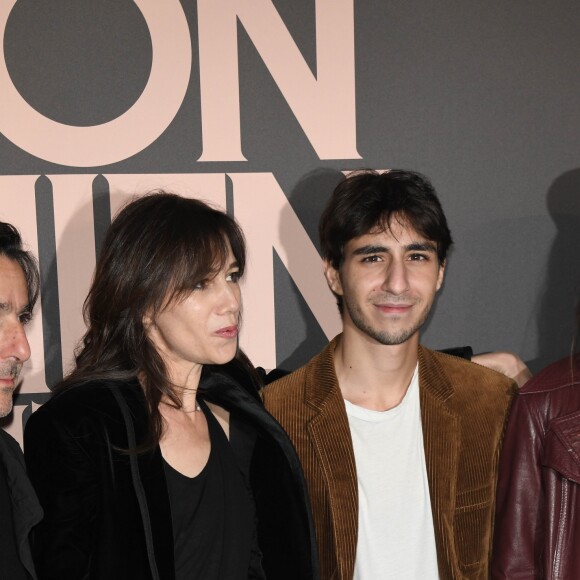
<box><xmin>0</xmin><ymin>302</ymin><xmax>31</xmax><ymax>315</ymax></box>
<box><xmin>352</xmin><ymin>242</ymin><xmax>437</xmax><ymax>255</ymax></box>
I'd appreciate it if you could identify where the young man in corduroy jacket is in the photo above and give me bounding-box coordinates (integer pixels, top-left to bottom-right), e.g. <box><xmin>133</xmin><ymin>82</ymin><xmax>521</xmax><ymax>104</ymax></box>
<box><xmin>263</xmin><ymin>170</ymin><xmax>516</xmax><ymax>580</ymax></box>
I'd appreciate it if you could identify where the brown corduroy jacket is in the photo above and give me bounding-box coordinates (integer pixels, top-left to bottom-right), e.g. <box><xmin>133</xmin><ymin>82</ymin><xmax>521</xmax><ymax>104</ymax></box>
<box><xmin>263</xmin><ymin>337</ymin><xmax>516</xmax><ymax>580</ymax></box>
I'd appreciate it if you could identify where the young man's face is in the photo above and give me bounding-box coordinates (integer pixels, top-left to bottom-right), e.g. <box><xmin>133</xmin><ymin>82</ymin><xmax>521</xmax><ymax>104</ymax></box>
<box><xmin>325</xmin><ymin>218</ymin><xmax>445</xmax><ymax>347</ymax></box>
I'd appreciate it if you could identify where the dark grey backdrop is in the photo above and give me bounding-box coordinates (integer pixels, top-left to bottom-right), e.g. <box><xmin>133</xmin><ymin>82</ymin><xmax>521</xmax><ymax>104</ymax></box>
<box><xmin>2</xmin><ymin>0</ymin><xmax>580</xmax><ymax>381</ymax></box>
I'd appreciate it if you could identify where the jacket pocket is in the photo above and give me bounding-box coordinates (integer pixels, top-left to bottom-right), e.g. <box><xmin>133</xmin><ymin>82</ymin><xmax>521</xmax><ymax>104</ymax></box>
<box><xmin>543</xmin><ymin>418</ymin><xmax>580</xmax><ymax>484</ymax></box>
<box><xmin>454</xmin><ymin>486</ymin><xmax>492</xmax><ymax>571</ymax></box>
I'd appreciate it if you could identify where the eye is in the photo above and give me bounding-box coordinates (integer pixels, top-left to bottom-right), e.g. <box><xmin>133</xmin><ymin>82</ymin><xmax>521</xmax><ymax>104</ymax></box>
<box><xmin>193</xmin><ymin>280</ymin><xmax>208</xmax><ymax>291</ymax></box>
<box><xmin>361</xmin><ymin>255</ymin><xmax>382</xmax><ymax>263</ymax></box>
<box><xmin>408</xmin><ymin>253</ymin><xmax>429</xmax><ymax>261</ymax></box>
<box><xmin>226</xmin><ymin>270</ymin><xmax>241</xmax><ymax>283</ymax></box>
<box><xmin>18</xmin><ymin>311</ymin><xmax>32</xmax><ymax>325</ymax></box>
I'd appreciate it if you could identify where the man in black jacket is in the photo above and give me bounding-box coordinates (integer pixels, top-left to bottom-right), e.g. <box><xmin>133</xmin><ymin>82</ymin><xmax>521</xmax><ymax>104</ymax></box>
<box><xmin>0</xmin><ymin>222</ymin><xmax>42</xmax><ymax>580</ymax></box>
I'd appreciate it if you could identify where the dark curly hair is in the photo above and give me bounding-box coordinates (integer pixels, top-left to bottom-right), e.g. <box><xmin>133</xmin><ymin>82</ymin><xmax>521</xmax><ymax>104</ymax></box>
<box><xmin>0</xmin><ymin>222</ymin><xmax>40</xmax><ymax>315</ymax></box>
<box><xmin>319</xmin><ymin>169</ymin><xmax>453</xmax><ymax>312</ymax></box>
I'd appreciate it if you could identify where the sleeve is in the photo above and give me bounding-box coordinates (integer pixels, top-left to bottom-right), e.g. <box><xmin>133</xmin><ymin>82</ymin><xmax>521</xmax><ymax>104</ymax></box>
<box><xmin>491</xmin><ymin>393</ymin><xmax>545</xmax><ymax>579</ymax></box>
<box><xmin>439</xmin><ymin>346</ymin><xmax>473</xmax><ymax>360</ymax></box>
<box><xmin>24</xmin><ymin>407</ymin><xmax>99</xmax><ymax>580</ymax></box>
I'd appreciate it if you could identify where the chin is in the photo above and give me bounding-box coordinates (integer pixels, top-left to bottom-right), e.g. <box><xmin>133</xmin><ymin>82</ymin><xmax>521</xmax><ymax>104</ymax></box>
<box><xmin>207</xmin><ymin>350</ymin><xmax>238</xmax><ymax>366</ymax></box>
<box><xmin>0</xmin><ymin>399</ymin><xmax>13</xmax><ymax>418</ymax></box>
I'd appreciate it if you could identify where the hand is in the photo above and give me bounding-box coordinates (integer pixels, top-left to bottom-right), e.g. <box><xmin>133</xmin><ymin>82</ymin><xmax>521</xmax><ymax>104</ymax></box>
<box><xmin>472</xmin><ymin>351</ymin><xmax>532</xmax><ymax>387</ymax></box>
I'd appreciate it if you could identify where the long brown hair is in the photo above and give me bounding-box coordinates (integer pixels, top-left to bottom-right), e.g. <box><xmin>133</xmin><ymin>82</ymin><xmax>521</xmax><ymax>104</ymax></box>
<box><xmin>572</xmin><ymin>296</ymin><xmax>580</xmax><ymax>377</ymax></box>
<box><xmin>60</xmin><ymin>192</ymin><xmax>249</xmax><ymax>446</ymax></box>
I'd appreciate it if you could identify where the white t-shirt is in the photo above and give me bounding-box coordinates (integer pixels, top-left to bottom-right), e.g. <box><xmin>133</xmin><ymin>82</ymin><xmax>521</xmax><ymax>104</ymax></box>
<box><xmin>345</xmin><ymin>365</ymin><xmax>439</xmax><ymax>579</ymax></box>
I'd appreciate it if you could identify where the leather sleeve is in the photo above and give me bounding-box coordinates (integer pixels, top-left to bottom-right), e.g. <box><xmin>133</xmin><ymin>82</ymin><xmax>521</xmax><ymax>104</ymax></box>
<box><xmin>491</xmin><ymin>393</ymin><xmax>545</xmax><ymax>579</ymax></box>
<box><xmin>24</xmin><ymin>406</ymin><xmax>97</xmax><ymax>580</ymax></box>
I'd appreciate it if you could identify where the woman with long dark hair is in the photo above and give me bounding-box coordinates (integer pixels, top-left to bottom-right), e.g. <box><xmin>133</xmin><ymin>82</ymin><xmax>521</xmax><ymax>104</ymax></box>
<box><xmin>24</xmin><ymin>193</ymin><xmax>317</xmax><ymax>580</ymax></box>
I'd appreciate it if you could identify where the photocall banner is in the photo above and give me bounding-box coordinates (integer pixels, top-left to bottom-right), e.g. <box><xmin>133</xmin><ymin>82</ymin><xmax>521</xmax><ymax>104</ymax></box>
<box><xmin>1</xmin><ymin>0</ymin><xmax>580</xmax><ymax>444</ymax></box>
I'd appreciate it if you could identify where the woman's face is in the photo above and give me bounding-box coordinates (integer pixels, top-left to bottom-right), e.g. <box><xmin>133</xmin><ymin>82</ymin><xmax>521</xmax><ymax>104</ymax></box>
<box><xmin>146</xmin><ymin>244</ymin><xmax>242</xmax><ymax>384</ymax></box>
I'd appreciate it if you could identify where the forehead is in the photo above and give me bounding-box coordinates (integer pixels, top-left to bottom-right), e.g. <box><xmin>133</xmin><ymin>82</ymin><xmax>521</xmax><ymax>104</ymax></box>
<box><xmin>0</xmin><ymin>256</ymin><xmax>28</xmax><ymax>307</ymax></box>
<box><xmin>345</xmin><ymin>220</ymin><xmax>434</xmax><ymax>253</ymax></box>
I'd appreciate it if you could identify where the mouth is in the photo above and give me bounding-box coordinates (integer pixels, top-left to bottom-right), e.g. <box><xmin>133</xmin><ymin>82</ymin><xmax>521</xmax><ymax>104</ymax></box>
<box><xmin>0</xmin><ymin>364</ymin><xmax>22</xmax><ymax>387</ymax></box>
<box><xmin>215</xmin><ymin>325</ymin><xmax>239</xmax><ymax>339</ymax></box>
<box><xmin>375</xmin><ymin>303</ymin><xmax>413</xmax><ymax>315</ymax></box>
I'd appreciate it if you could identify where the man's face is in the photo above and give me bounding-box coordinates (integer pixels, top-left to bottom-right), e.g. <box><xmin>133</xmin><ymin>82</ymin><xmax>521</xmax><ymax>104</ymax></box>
<box><xmin>324</xmin><ymin>218</ymin><xmax>445</xmax><ymax>347</ymax></box>
<box><xmin>0</xmin><ymin>256</ymin><xmax>31</xmax><ymax>418</ymax></box>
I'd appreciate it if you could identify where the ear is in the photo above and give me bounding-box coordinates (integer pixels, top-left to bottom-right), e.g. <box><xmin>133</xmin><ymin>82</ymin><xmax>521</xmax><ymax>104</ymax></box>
<box><xmin>436</xmin><ymin>261</ymin><xmax>446</xmax><ymax>291</ymax></box>
<box><xmin>142</xmin><ymin>311</ymin><xmax>154</xmax><ymax>329</ymax></box>
<box><xmin>323</xmin><ymin>260</ymin><xmax>343</xmax><ymax>296</ymax></box>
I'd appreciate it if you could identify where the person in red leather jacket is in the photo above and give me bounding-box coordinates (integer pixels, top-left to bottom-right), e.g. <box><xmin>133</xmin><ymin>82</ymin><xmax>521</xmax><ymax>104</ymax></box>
<box><xmin>492</xmin><ymin>312</ymin><xmax>580</xmax><ymax>579</ymax></box>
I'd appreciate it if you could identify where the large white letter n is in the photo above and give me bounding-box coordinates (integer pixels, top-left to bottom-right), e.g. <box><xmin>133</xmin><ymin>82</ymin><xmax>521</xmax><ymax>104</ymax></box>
<box><xmin>197</xmin><ymin>0</ymin><xmax>360</xmax><ymax>161</ymax></box>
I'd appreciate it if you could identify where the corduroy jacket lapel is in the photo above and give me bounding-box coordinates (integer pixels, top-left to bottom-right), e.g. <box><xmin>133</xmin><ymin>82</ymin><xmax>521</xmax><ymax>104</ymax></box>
<box><xmin>305</xmin><ymin>339</ymin><xmax>358</xmax><ymax>580</ymax></box>
<box><xmin>418</xmin><ymin>346</ymin><xmax>460</xmax><ymax>579</ymax></box>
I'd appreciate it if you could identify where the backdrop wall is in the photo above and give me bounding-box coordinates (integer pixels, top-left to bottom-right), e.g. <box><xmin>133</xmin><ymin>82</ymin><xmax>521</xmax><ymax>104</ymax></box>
<box><xmin>1</xmin><ymin>0</ymin><xmax>580</xmax><ymax>445</ymax></box>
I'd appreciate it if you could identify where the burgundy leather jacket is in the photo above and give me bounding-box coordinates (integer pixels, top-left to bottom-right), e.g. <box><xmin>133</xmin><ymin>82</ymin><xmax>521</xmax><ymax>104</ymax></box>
<box><xmin>492</xmin><ymin>355</ymin><xmax>580</xmax><ymax>579</ymax></box>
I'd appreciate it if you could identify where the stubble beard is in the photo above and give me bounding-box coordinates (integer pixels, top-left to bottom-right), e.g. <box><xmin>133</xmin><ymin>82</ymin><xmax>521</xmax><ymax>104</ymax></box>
<box><xmin>344</xmin><ymin>296</ymin><xmax>433</xmax><ymax>346</ymax></box>
<box><xmin>0</xmin><ymin>363</ymin><xmax>22</xmax><ymax>418</ymax></box>
<box><xmin>0</xmin><ymin>390</ymin><xmax>14</xmax><ymax>418</ymax></box>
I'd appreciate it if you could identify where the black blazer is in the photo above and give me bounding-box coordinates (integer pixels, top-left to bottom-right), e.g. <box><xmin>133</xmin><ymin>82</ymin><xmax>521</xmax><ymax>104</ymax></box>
<box><xmin>24</xmin><ymin>362</ymin><xmax>319</xmax><ymax>580</ymax></box>
<box><xmin>0</xmin><ymin>429</ymin><xmax>42</xmax><ymax>580</ymax></box>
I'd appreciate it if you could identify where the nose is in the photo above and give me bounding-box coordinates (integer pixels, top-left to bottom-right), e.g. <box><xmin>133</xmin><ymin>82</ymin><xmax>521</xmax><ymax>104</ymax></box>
<box><xmin>218</xmin><ymin>280</ymin><xmax>242</xmax><ymax>315</ymax></box>
<box><xmin>2</xmin><ymin>320</ymin><xmax>31</xmax><ymax>363</ymax></box>
<box><xmin>381</xmin><ymin>257</ymin><xmax>409</xmax><ymax>296</ymax></box>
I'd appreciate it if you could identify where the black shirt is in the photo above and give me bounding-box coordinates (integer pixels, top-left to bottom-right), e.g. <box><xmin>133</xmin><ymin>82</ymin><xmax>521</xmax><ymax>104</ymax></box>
<box><xmin>164</xmin><ymin>399</ymin><xmax>254</xmax><ymax>579</ymax></box>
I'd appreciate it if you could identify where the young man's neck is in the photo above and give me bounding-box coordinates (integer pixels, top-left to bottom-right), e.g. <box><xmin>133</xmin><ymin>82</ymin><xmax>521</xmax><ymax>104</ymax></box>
<box><xmin>334</xmin><ymin>328</ymin><xmax>420</xmax><ymax>412</ymax></box>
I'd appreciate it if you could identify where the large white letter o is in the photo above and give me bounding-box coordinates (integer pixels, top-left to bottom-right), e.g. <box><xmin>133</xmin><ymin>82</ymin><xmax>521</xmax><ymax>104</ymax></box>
<box><xmin>0</xmin><ymin>0</ymin><xmax>191</xmax><ymax>167</ymax></box>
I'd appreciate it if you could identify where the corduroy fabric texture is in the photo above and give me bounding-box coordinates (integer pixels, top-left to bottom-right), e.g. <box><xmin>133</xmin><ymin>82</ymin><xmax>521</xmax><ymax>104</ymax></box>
<box><xmin>263</xmin><ymin>336</ymin><xmax>516</xmax><ymax>580</ymax></box>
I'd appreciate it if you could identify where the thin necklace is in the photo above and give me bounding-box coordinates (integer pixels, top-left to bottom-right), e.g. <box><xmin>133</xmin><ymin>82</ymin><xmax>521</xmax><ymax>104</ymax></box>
<box><xmin>180</xmin><ymin>402</ymin><xmax>202</xmax><ymax>413</ymax></box>
<box><xmin>161</xmin><ymin>400</ymin><xmax>201</xmax><ymax>413</ymax></box>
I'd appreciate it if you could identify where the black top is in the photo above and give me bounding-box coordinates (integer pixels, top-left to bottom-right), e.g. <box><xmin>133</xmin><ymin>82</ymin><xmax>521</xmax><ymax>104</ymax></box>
<box><xmin>163</xmin><ymin>399</ymin><xmax>254</xmax><ymax>580</ymax></box>
<box><xmin>0</xmin><ymin>457</ymin><xmax>30</xmax><ymax>580</ymax></box>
